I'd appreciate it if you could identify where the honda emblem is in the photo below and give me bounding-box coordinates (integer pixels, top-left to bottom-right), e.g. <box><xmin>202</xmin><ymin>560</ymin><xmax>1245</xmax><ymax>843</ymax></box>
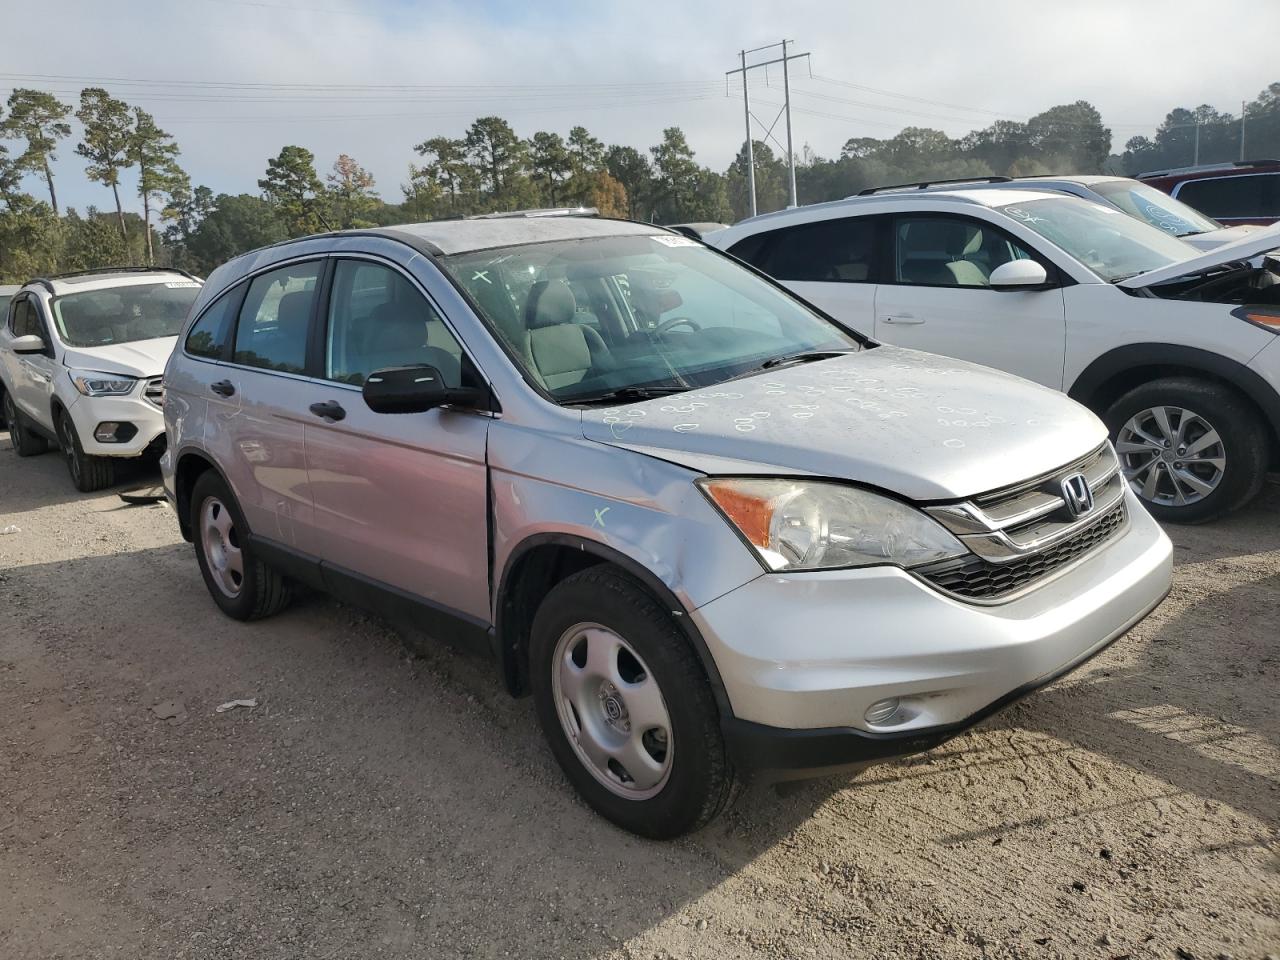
<box><xmin>1061</xmin><ymin>473</ymin><xmax>1094</xmax><ymax>518</ymax></box>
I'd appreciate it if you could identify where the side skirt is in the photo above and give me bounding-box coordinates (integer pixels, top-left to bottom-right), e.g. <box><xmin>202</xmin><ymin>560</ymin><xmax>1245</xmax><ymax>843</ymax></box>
<box><xmin>249</xmin><ymin>535</ymin><xmax>494</xmax><ymax>659</ymax></box>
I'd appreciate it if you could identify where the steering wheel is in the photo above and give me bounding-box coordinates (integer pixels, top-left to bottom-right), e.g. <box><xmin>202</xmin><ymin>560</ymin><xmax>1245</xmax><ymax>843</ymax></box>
<box><xmin>654</xmin><ymin>316</ymin><xmax>702</xmax><ymax>334</ymax></box>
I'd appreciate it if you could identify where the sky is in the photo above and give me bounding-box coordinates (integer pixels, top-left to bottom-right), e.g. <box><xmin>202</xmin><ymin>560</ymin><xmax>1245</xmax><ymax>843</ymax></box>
<box><xmin>2</xmin><ymin>0</ymin><xmax>1278</xmax><ymax>217</ymax></box>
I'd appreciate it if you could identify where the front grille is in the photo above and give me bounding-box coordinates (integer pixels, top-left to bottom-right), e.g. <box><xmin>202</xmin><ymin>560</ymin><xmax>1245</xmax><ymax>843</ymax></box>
<box><xmin>917</xmin><ymin>503</ymin><xmax>1127</xmax><ymax>601</ymax></box>
<box><xmin>143</xmin><ymin>377</ymin><xmax>164</xmax><ymax>408</ymax></box>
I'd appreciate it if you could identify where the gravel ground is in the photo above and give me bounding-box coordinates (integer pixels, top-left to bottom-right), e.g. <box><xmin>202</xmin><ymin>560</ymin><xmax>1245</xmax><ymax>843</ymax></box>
<box><xmin>1</xmin><ymin>436</ymin><xmax>1277</xmax><ymax>960</ymax></box>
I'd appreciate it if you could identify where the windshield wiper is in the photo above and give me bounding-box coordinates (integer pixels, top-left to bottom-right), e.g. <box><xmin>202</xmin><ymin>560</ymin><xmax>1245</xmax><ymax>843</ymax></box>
<box><xmin>567</xmin><ymin>385</ymin><xmax>691</xmax><ymax>406</ymax></box>
<box><xmin>760</xmin><ymin>349</ymin><xmax>853</xmax><ymax>370</ymax></box>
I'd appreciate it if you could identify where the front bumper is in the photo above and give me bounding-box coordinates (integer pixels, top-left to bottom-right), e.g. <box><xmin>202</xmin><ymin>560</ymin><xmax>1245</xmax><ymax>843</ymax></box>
<box><xmin>66</xmin><ymin>389</ymin><xmax>166</xmax><ymax>458</ymax></box>
<box><xmin>693</xmin><ymin>488</ymin><xmax>1173</xmax><ymax>773</ymax></box>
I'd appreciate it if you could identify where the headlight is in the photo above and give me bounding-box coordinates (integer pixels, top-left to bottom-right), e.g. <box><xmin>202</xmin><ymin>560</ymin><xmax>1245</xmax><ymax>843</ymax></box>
<box><xmin>699</xmin><ymin>478</ymin><xmax>966</xmax><ymax>571</ymax></box>
<box><xmin>68</xmin><ymin>370</ymin><xmax>138</xmax><ymax>397</ymax></box>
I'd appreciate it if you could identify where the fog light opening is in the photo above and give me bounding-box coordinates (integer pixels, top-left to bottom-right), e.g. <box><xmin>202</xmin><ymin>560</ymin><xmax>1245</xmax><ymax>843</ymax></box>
<box><xmin>865</xmin><ymin>697</ymin><xmax>904</xmax><ymax>726</ymax></box>
<box><xmin>93</xmin><ymin>421</ymin><xmax>137</xmax><ymax>443</ymax></box>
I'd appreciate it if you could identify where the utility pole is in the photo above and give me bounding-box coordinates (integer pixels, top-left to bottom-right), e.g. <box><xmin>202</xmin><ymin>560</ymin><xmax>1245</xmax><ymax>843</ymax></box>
<box><xmin>1240</xmin><ymin>100</ymin><xmax>1247</xmax><ymax>161</ymax></box>
<box><xmin>739</xmin><ymin>50</ymin><xmax>756</xmax><ymax>218</ymax></box>
<box><xmin>726</xmin><ymin>40</ymin><xmax>811</xmax><ymax>215</ymax></box>
<box><xmin>1193</xmin><ymin>121</ymin><xmax>1200</xmax><ymax>166</ymax></box>
<box><xmin>781</xmin><ymin>39</ymin><xmax>797</xmax><ymax>207</ymax></box>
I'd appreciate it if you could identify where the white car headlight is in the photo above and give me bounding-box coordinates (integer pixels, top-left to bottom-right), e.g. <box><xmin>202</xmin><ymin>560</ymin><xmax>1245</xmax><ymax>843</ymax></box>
<box><xmin>68</xmin><ymin>369</ymin><xmax>138</xmax><ymax>397</ymax></box>
<box><xmin>699</xmin><ymin>478</ymin><xmax>967</xmax><ymax>571</ymax></box>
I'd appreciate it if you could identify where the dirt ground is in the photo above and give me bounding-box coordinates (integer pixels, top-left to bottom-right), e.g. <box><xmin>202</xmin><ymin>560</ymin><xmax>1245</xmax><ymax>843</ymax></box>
<box><xmin>1</xmin><ymin>437</ymin><xmax>1277</xmax><ymax>960</ymax></box>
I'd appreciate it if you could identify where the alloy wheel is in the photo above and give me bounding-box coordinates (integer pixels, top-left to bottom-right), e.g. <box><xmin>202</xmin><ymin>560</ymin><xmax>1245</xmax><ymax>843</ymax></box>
<box><xmin>57</xmin><ymin>416</ymin><xmax>81</xmax><ymax>485</ymax></box>
<box><xmin>1116</xmin><ymin>405</ymin><xmax>1225</xmax><ymax>508</ymax></box>
<box><xmin>551</xmin><ymin>622</ymin><xmax>674</xmax><ymax>800</ymax></box>
<box><xmin>201</xmin><ymin>497</ymin><xmax>244</xmax><ymax>598</ymax></box>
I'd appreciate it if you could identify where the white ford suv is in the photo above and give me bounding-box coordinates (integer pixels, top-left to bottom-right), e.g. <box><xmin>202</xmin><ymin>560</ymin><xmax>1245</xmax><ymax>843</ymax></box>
<box><xmin>0</xmin><ymin>268</ymin><xmax>202</xmax><ymax>490</ymax></box>
<box><xmin>709</xmin><ymin>191</ymin><xmax>1280</xmax><ymax>523</ymax></box>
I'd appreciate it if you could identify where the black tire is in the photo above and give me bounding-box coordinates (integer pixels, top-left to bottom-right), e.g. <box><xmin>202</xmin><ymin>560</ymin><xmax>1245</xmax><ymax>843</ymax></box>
<box><xmin>189</xmin><ymin>470</ymin><xmax>291</xmax><ymax>620</ymax></box>
<box><xmin>1104</xmin><ymin>376</ymin><xmax>1269</xmax><ymax>524</ymax></box>
<box><xmin>529</xmin><ymin>565</ymin><xmax>739</xmax><ymax>839</ymax></box>
<box><xmin>3</xmin><ymin>391</ymin><xmax>50</xmax><ymax>458</ymax></box>
<box><xmin>56</xmin><ymin>411</ymin><xmax>115</xmax><ymax>492</ymax></box>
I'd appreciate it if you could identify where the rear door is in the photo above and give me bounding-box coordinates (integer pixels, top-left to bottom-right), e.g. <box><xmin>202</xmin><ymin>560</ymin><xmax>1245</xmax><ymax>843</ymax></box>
<box><xmin>301</xmin><ymin>255</ymin><xmax>492</xmax><ymax>625</ymax></box>
<box><xmin>215</xmin><ymin>258</ymin><xmax>325</xmax><ymax>552</ymax></box>
<box><xmin>873</xmin><ymin>213</ymin><xmax>1068</xmax><ymax>388</ymax></box>
<box><xmin>728</xmin><ymin>215</ymin><xmax>880</xmax><ymax>337</ymax></box>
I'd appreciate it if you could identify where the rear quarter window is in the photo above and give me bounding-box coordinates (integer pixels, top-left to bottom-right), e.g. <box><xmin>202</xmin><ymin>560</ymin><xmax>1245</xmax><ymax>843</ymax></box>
<box><xmin>185</xmin><ymin>286</ymin><xmax>243</xmax><ymax>360</ymax></box>
<box><xmin>1177</xmin><ymin>174</ymin><xmax>1280</xmax><ymax>219</ymax></box>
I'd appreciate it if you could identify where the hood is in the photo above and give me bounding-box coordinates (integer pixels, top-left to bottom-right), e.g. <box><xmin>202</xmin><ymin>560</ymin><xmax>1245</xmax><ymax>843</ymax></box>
<box><xmin>581</xmin><ymin>346</ymin><xmax>1106</xmax><ymax>501</ymax></box>
<box><xmin>1181</xmin><ymin>223</ymin><xmax>1265</xmax><ymax>251</ymax></box>
<box><xmin>1120</xmin><ymin>223</ymin><xmax>1280</xmax><ymax>289</ymax></box>
<box><xmin>60</xmin><ymin>336</ymin><xmax>177</xmax><ymax>378</ymax></box>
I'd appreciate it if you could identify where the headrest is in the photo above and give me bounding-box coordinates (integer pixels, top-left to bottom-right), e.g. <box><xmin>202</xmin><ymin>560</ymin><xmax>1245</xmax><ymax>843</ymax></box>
<box><xmin>905</xmin><ymin>220</ymin><xmax>977</xmax><ymax>257</ymax></box>
<box><xmin>368</xmin><ymin>301</ymin><xmax>426</xmax><ymax>353</ymax></box>
<box><xmin>275</xmin><ymin>291</ymin><xmax>312</xmax><ymax>331</ymax></box>
<box><xmin>525</xmin><ymin>279</ymin><xmax>576</xmax><ymax>329</ymax></box>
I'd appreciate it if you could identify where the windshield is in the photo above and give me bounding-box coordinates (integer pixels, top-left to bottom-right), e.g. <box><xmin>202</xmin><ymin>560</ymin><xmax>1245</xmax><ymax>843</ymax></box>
<box><xmin>1091</xmin><ymin>180</ymin><xmax>1222</xmax><ymax>237</ymax></box>
<box><xmin>999</xmin><ymin>197</ymin><xmax>1195</xmax><ymax>282</ymax></box>
<box><xmin>441</xmin><ymin>234</ymin><xmax>858</xmax><ymax>402</ymax></box>
<box><xmin>51</xmin><ymin>280</ymin><xmax>201</xmax><ymax>348</ymax></box>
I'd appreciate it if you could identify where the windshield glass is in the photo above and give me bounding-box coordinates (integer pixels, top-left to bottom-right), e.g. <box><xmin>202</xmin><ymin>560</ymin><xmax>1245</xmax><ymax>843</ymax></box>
<box><xmin>1091</xmin><ymin>180</ymin><xmax>1222</xmax><ymax>237</ymax></box>
<box><xmin>441</xmin><ymin>234</ymin><xmax>858</xmax><ymax>402</ymax></box>
<box><xmin>998</xmin><ymin>197</ymin><xmax>1195</xmax><ymax>282</ymax></box>
<box><xmin>51</xmin><ymin>280</ymin><xmax>201</xmax><ymax>347</ymax></box>
<box><xmin>0</xmin><ymin>294</ymin><xmax>11</xmax><ymax>321</ymax></box>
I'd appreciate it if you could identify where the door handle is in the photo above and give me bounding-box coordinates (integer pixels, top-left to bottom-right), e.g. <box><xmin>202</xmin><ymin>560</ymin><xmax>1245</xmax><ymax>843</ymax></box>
<box><xmin>882</xmin><ymin>315</ymin><xmax>926</xmax><ymax>326</ymax></box>
<box><xmin>309</xmin><ymin>400</ymin><xmax>346</xmax><ymax>422</ymax></box>
<box><xmin>210</xmin><ymin>380</ymin><xmax>236</xmax><ymax>397</ymax></box>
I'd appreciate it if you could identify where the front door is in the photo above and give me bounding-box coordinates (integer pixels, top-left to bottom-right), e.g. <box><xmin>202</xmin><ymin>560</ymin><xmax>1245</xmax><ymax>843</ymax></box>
<box><xmin>302</xmin><ymin>257</ymin><xmax>491</xmax><ymax>624</ymax></box>
<box><xmin>5</xmin><ymin>296</ymin><xmax>59</xmax><ymax>429</ymax></box>
<box><xmin>873</xmin><ymin>214</ymin><xmax>1068</xmax><ymax>389</ymax></box>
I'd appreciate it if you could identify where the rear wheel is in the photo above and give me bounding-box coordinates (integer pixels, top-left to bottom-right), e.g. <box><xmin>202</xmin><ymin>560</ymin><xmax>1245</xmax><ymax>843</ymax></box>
<box><xmin>57</xmin><ymin>411</ymin><xmax>115</xmax><ymax>492</ymax></box>
<box><xmin>1105</xmin><ymin>377</ymin><xmax>1268</xmax><ymax>524</ymax></box>
<box><xmin>530</xmin><ymin>566</ymin><xmax>739</xmax><ymax>839</ymax></box>
<box><xmin>190</xmin><ymin>470</ymin><xmax>291</xmax><ymax>620</ymax></box>
<box><xmin>4</xmin><ymin>391</ymin><xmax>49</xmax><ymax>458</ymax></box>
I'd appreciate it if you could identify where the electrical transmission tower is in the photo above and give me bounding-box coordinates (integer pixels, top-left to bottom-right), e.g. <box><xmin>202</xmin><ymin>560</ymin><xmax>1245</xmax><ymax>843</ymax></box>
<box><xmin>727</xmin><ymin>40</ymin><xmax>811</xmax><ymax>215</ymax></box>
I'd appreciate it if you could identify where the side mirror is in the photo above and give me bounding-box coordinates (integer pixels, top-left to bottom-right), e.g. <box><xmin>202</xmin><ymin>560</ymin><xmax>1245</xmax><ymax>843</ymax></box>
<box><xmin>989</xmin><ymin>260</ymin><xmax>1049</xmax><ymax>290</ymax></box>
<box><xmin>362</xmin><ymin>364</ymin><xmax>486</xmax><ymax>414</ymax></box>
<box><xmin>11</xmin><ymin>334</ymin><xmax>47</xmax><ymax>354</ymax></box>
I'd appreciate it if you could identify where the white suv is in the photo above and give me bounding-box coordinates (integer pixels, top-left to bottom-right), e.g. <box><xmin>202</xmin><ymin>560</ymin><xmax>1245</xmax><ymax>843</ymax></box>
<box><xmin>0</xmin><ymin>268</ymin><xmax>202</xmax><ymax>491</ymax></box>
<box><xmin>709</xmin><ymin>191</ymin><xmax>1280</xmax><ymax>523</ymax></box>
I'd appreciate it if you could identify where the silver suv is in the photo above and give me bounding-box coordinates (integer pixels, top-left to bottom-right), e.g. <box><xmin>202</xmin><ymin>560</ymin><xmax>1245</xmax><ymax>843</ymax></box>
<box><xmin>161</xmin><ymin>217</ymin><xmax>1173</xmax><ymax>838</ymax></box>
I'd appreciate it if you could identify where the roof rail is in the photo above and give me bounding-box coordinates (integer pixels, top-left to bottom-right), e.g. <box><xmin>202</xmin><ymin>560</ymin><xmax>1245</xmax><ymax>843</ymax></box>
<box><xmin>466</xmin><ymin>206</ymin><xmax>599</xmax><ymax>220</ymax></box>
<box><xmin>45</xmin><ymin>265</ymin><xmax>201</xmax><ymax>283</ymax></box>
<box><xmin>857</xmin><ymin>176</ymin><xmax>1012</xmax><ymax>196</ymax></box>
<box><xmin>1136</xmin><ymin>159</ymin><xmax>1280</xmax><ymax>179</ymax></box>
<box><xmin>28</xmin><ymin>278</ymin><xmax>56</xmax><ymax>293</ymax></box>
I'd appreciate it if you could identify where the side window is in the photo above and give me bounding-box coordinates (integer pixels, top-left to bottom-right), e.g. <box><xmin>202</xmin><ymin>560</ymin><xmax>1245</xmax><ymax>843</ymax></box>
<box><xmin>1178</xmin><ymin>175</ymin><xmax>1280</xmax><ymax>219</ymax></box>
<box><xmin>184</xmin><ymin>286</ymin><xmax>241</xmax><ymax>360</ymax></box>
<box><xmin>893</xmin><ymin>217</ymin><xmax>1033</xmax><ymax>288</ymax></box>
<box><xmin>232</xmin><ymin>261</ymin><xmax>321</xmax><ymax>373</ymax></box>
<box><xmin>9</xmin><ymin>298</ymin><xmax>34</xmax><ymax>337</ymax></box>
<box><xmin>324</xmin><ymin>260</ymin><xmax>466</xmax><ymax>387</ymax></box>
<box><xmin>748</xmin><ymin>218</ymin><xmax>877</xmax><ymax>283</ymax></box>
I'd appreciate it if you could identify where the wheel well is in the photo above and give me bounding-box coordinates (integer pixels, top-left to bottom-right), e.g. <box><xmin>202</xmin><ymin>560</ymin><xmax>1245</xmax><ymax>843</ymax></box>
<box><xmin>1076</xmin><ymin>363</ymin><xmax>1279</xmax><ymax>462</ymax></box>
<box><xmin>173</xmin><ymin>452</ymin><xmax>218</xmax><ymax>542</ymax></box>
<box><xmin>496</xmin><ymin>544</ymin><xmax>607</xmax><ymax>697</ymax></box>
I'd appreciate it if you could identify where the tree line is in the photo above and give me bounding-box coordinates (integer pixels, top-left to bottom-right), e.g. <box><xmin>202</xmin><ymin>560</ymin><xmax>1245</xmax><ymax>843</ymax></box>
<box><xmin>2</xmin><ymin>82</ymin><xmax>1278</xmax><ymax>282</ymax></box>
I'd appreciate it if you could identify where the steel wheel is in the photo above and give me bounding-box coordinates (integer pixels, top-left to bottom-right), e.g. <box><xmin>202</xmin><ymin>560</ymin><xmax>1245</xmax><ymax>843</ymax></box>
<box><xmin>550</xmin><ymin>622</ymin><xmax>674</xmax><ymax>800</ymax></box>
<box><xmin>57</xmin><ymin>415</ymin><xmax>81</xmax><ymax>486</ymax></box>
<box><xmin>1116</xmin><ymin>404</ymin><xmax>1225</xmax><ymax>508</ymax></box>
<box><xmin>200</xmin><ymin>496</ymin><xmax>244</xmax><ymax>598</ymax></box>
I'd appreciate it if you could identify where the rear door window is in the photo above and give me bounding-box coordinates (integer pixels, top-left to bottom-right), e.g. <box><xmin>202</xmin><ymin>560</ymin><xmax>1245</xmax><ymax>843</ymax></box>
<box><xmin>1177</xmin><ymin>174</ymin><xmax>1280</xmax><ymax>219</ymax></box>
<box><xmin>232</xmin><ymin>261</ymin><xmax>321</xmax><ymax>373</ymax></box>
<box><xmin>735</xmin><ymin>218</ymin><xmax>878</xmax><ymax>282</ymax></box>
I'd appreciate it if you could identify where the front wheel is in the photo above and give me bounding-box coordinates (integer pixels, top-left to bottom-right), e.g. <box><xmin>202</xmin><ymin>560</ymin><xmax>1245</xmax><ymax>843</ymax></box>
<box><xmin>1105</xmin><ymin>377</ymin><xmax>1269</xmax><ymax>524</ymax></box>
<box><xmin>57</xmin><ymin>411</ymin><xmax>115</xmax><ymax>492</ymax></box>
<box><xmin>4</xmin><ymin>391</ymin><xmax>49</xmax><ymax>458</ymax></box>
<box><xmin>530</xmin><ymin>566</ymin><xmax>739</xmax><ymax>839</ymax></box>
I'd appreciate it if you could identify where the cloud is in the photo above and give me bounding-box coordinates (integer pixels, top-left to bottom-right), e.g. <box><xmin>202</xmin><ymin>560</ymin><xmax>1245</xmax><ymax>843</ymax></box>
<box><xmin>5</xmin><ymin>0</ymin><xmax>1278</xmax><ymax>215</ymax></box>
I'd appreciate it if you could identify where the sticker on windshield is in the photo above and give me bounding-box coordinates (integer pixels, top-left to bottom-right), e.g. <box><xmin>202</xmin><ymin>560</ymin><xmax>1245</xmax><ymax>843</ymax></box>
<box><xmin>651</xmin><ymin>235</ymin><xmax>698</xmax><ymax>247</ymax></box>
<box><xmin>164</xmin><ymin>281</ymin><xmax>200</xmax><ymax>288</ymax></box>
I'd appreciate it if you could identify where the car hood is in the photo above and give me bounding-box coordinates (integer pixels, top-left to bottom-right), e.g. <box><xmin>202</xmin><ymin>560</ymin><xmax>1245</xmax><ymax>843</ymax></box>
<box><xmin>581</xmin><ymin>346</ymin><xmax>1107</xmax><ymax>501</ymax></box>
<box><xmin>1181</xmin><ymin>223</ymin><xmax>1265</xmax><ymax>251</ymax></box>
<box><xmin>1120</xmin><ymin>222</ymin><xmax>1280</xmax><ymax>289</ymax></box>
<box><xmin>60</xmin><ymin>337</ymin><xmax>177</xmax><ymax>378</ymax></box>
